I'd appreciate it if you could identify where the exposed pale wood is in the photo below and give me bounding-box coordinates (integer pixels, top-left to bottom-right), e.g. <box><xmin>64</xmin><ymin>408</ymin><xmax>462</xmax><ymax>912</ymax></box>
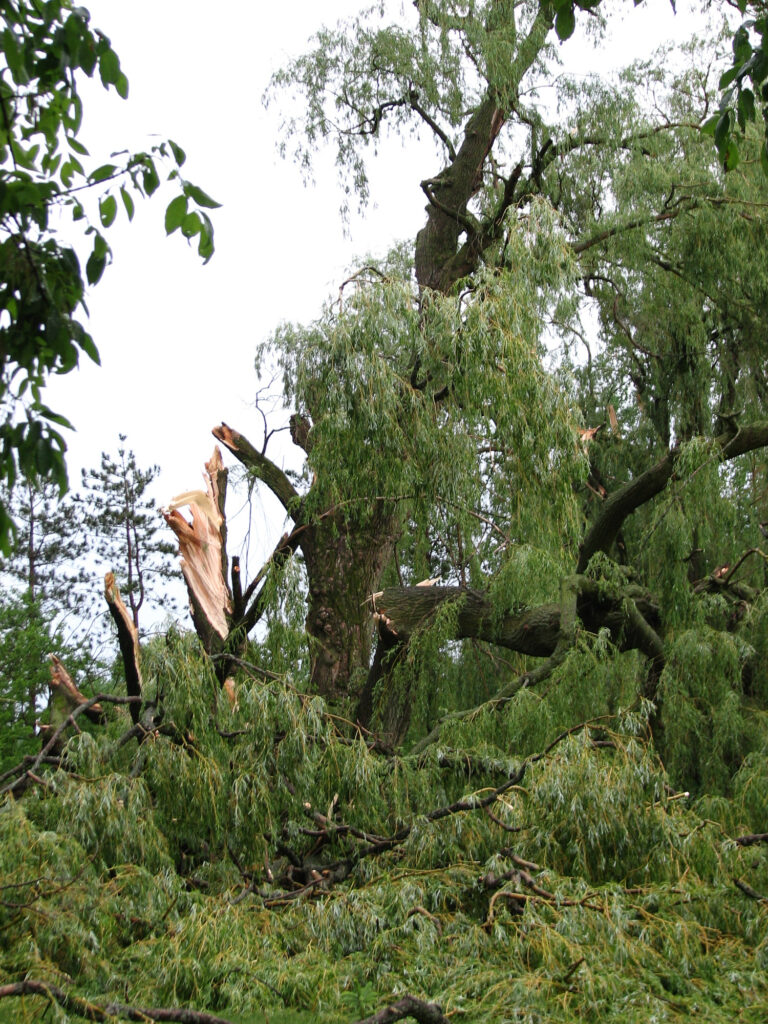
<box><xmin>48</xmin><ymin>655</ymin><xmax>104</xmax><ymax>721</ymax></box>
<box><xmin>163</xmin><ymin>447</ymin><xmax>232</xmax><ymax>652</ymax></box>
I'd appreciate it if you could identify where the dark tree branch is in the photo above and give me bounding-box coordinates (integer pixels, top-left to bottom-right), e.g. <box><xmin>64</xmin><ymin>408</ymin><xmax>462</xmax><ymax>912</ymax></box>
<box><xmin>213</xmin><ymin>422</ymin><xmax>300</xmax><ymax>513</ymax></box>
<box><xmin>104</xmin><ymin>572</ymin><xmax>142</xmax><ymax>724</ymax></box>
<box><xmin>0</xmin><ymin>981</ymin><xmax>235</xmax><ymax>1024</ymax></box>
<box><xmin>353</xmin><ymin>995</ymin><xmax>449</xmax><ymax>1024</ymax></box>
<box><xmin>577</xmin><ymin>421</ymin><xmax>768</xmax><ymax>573</ymax></box>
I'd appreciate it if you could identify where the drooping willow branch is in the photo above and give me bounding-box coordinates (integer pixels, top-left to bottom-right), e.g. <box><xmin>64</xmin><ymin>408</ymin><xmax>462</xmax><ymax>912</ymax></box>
<box><xmin>577</xmin><ymin>420</ymin><xmax>768</xmax><ymax>573</ymax></box>
<box><xmin>0</xmin><ymin>692</ymin><xmax>141</xmax><ymax>798</ymax></box>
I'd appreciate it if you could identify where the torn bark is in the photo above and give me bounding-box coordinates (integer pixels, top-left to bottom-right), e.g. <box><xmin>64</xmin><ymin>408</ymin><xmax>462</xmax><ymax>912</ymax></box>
<box><xmin>105</xmin><ymin>572</ymin><xmax>143</xmax><ymax>725</ymax></box>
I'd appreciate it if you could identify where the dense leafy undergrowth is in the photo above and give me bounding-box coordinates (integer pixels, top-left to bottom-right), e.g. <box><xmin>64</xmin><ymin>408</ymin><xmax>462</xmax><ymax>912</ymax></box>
<box><xmin>1</xmin><ymin>635</ymin><xmax>767</xmax><ymax>1024</ymax></box>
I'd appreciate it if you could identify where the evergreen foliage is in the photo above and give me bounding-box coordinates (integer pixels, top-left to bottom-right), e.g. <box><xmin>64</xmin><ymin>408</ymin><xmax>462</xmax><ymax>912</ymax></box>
<box><xmin>74</xmin><ymin>436</ymin><xmax>180</xmax><ymax>639</ymax></box>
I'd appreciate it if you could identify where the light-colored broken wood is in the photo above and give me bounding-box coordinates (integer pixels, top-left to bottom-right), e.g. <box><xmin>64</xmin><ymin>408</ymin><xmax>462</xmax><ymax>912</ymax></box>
<box><xmin>222</xmin><ymin>677</ymin><xmax>238</xmax><ymax>710</ymax></box>
<box><xmin>162</xmin><ymin>447</ymin><xmax>232</xmax><ymax>647</ymax></box>
<box><xmin>49</xmin><ymin>655</ymin><xmax>104</xmax><ymax>721</ymax></box>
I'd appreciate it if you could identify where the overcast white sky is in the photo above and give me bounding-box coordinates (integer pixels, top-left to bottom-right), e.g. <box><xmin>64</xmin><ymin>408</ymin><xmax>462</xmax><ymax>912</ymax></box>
<box><xmin>44</xmin><ymin>0</ymin><xmax>705</xmax><ymax>580</ymax></box>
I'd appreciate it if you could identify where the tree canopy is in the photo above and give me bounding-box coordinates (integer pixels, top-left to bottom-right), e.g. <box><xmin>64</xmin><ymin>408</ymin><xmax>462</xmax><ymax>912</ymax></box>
<box><xmin>2</xmin><ymin>3</ymin><xmax>768</xmax><ymax>1024</ymax></box>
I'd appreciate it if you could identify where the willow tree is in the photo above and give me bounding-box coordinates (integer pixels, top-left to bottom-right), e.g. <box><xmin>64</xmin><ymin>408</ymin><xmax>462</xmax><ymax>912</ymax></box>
<box><xmin>169</xmin><ymin>1</ymin><xmax>758</xmax><ymax>754</ymax></box>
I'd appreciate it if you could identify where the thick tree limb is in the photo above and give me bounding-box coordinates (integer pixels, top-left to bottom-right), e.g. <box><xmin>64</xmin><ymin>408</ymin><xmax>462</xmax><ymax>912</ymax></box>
<box><xmin>104</xmin><ymin>572</ymin><xmax>142</xmax><ymax>724</ymax></box>
<box><xmin>213</xmin><ymin>422</ymin><xmax>299</xmax><ymax>513</ymax></box>
<box><xmin>577</xmin><ymin>421</ymin><xmax>768</xmax><ymax>573</ymax></box>
<box><xmin>0</xmin><ymin>980</ymin><xmax>235</xmax><ymax>1024</ymax></box>
<box><xmin>414</xmin><ymin>8</ymin><xmax>553</xmax><ymax>293</ymax></box>
<box><xmin>370</xmin><ymin>579</ymin><xmax>660</xmax><ymax>660</ymax></box>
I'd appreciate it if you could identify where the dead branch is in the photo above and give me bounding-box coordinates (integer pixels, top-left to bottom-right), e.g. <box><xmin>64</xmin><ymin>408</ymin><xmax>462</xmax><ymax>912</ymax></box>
<box><xmin>735</xmin><ymin>833</ymin><xmax>768</xmax><ymax>846</ymax></box>
<box><xmin>0</xmin><ymin>694</ymin><xmax>141</xmax><ymax>798</ymax></box>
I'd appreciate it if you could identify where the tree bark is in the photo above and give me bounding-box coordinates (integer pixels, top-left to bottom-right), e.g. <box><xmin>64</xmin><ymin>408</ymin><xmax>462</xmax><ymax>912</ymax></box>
<box><xmin>577</xmin><ymin>421</ymin><xmax>768</xmax><ymax>572</ymax></box>
<box><xmin>212</xmin><ymin>422</ymin><xmax>400</xmax><ymax>702</ymax></box>
<box><xmin>104</xmin><ymin>572</ymin><xmax>142</xmax><ymax>725</ymax></box>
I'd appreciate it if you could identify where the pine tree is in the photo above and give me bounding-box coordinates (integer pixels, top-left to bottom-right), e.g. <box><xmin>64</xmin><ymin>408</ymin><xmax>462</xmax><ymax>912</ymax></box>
<box><xmin>0</xmin><ymin>478</ymin><xmax>87</xmax><ymax>619</ymax></box>
<box><xmin>75</xmin><ymin>436</ymin><xmax>179</xmax><ymax>637</ymax></box>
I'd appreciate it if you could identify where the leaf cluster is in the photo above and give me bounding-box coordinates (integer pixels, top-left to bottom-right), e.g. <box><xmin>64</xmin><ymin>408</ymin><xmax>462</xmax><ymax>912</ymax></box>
<box><xmin>0</xmin><ymin>2</ymin><xmax>218</xmax><ymax>553</ymax></box>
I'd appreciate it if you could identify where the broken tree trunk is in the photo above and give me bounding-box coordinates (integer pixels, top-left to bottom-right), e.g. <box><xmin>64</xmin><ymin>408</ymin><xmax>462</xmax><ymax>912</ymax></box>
<box><xmin>105</xmin><ymin>572</ymin><xmax>143</xmax><ymax>724</ymax></box>
<box><xmin>163</xmin><ymin>447</ymin><xmax>237</xmax><ymax>678</ymax></box>
<box><xmin>212</xmin><ymin>422</ymin><xmax>400</xmax><ymax>703</ymax></box>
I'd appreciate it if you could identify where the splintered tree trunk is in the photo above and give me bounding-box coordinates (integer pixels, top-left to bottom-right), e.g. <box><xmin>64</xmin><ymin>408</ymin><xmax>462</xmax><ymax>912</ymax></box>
<box><xmin>163</xmin><ymin>447</ymin><xmax>237</xmax><ymax>680</ymax></box>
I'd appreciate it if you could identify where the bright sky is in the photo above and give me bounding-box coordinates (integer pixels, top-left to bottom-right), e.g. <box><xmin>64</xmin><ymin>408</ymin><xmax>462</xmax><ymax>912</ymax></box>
<box><xmin>44</xmin><ymin>0</ymin><xmax>708</xmax><ymax>581</ymax></box>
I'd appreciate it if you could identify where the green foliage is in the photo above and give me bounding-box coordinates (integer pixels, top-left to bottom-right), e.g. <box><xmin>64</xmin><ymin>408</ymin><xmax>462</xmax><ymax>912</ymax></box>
<box><xmin>0</xmin><ymin>591</ymin><xmax>99</xmax><ymax>774</ymax></box>
<box><xmin>0</xmin><ymin>2</ymin><xmax>218</xmax><ymax>554</ymax></box>
<box><xmin>706</xmin><ymin>5</ymin><xmax>768</xmax><ymax>172</ymax></box>
<box><xmin>0</xmin><ymin>593</ymin><xmax>50</xmax><ymax>771</ymax></box>
<box><xmin>4</xmin><ymin>5</ymin><xmax>768</xmax><ymax>1024</ymax></box>
<box><xmin>2</xmin><ymin>655</ymin><xmax>767</xmax><ymax>1022</ymax></box>
<box><xmin>74</xmin><ymin>435</ymin><xmax>179</xmax><ymax>638</ymax></box>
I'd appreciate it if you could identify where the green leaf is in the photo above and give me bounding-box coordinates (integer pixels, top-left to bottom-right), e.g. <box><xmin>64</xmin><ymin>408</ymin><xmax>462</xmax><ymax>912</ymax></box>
<box><xmin>120</xmin><ymin>186</ymin><xmax>134</xmax><ymax>221</ymax></box>
<box><xmin>169</xmin><ymin>139</ymin><xmax>186</xmax><ymax>166</ymax></box>
<box><xmin>99</xmin><ymin>48</ymin><xmax>120</xmax><ymax>86</ymax></box>
<box><xmin>86</xmin><ymin>234</ymin><xmax>110</xmax><ymax>284</ymax></box>
<box><xmin>183</xmin><ymin>182</ymin><xmax>222</xmax><ymax>209</ymax></box>
<box><xmin>99</xmin><ymin>194</ymin><xmax>118</xmax><ymax>227</ymax></box>
<box><xmin>714</xmin><ymin>111</ymin><xmax>731</xmax><ymax>152</ymax></box>
<box><xmin>555</xmin><ymin>6</ymin><xmax>576</xmax><ymax>42</ymax></box>
<box><xmin>68</xmin><ymin>136</ymin><xmax>89</xmax><ymax>156</ymax></box>
<box><xmin>115</xmin><ymin>72</ymin><xmax>129</xmax><ymax>99</ymax></box>
<box><xmin>78</xmin><ymin>333</ymin><xmax>101</xmax><ymax>365</ymax></box>
<box><xmin>198</xmin><ymin>212</ymin><xmax>215</xmax><ymax>262</ymax></box>
<box><xmin>90</xmin><ymin>163</ymin><xmax>117</xmax><ymax>183</ymax></box>
<box><xmin>737</xmin><ymin>87</ymin><xmax>756</xmax><ymax>129</ymax></box>
<box><xmin>142</xmin><ymin>163</ymin><xmax>160</xmax><ymax>196</ymax></box>
<box><xmin>164</xmin><ymin>194</ymin><xmax>188</xmax><ymax>234</ymax></box>
<box><xmin>719</xmin><ymin>65</ymin><xmax>740</xmax><ymax>90</ymax></box>
<box><xmin>181</xmin><ymin>211</ymin><xmax>202</xmax><ymax>238</ymax></box>
<box><xmin>38</xmin><ymin>406</ymin><xmax>74</xmax><ymax>428</ymax></box>
<box><xmin>723</xmin><ymin>137</ymin><xmax>740</xmax><ymax>171</ymax></box>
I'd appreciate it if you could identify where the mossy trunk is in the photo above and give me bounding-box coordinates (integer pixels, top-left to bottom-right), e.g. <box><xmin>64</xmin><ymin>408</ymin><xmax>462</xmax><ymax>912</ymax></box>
<box><xmin>302</xmin><ymin>506</ymin><xmax>398</xmax><ymax>702</ymax></box>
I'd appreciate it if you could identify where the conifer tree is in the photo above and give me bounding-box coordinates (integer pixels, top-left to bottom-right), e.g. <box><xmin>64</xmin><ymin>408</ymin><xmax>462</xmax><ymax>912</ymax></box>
<box><xmin>75</xmin><ymin>436</ymin><xmax>179</xmax><ymax>637</ymax></box>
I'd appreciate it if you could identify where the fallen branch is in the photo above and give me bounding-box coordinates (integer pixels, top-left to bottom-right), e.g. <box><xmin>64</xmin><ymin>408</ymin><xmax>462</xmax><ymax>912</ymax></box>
<box><xmin>0</xmin><ymin>980</ymin><xmax>235</xmax><ymax>1024</ymax></box>
<box><xmin>353</xmin><ymin>994</ymin><xmax>449</xmax><ymax>1024</ymax></box>
<box><xmin>734</xmin><ymin>833</ymin><xmax>768</xmax><ymax>846</ymax></box>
